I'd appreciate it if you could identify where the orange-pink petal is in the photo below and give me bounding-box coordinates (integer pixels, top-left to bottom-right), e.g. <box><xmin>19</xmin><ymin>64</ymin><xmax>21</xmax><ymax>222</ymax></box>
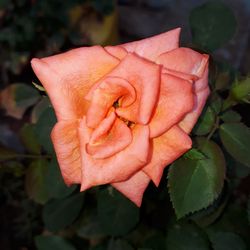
<box><xmin>162</xmin><ymin>68</ymin><xmax>198</xmax><ymax>82</ymax></box>
<box><xmin>31</xmin><ymin>46</ymin><xmax>120</xmax><ymax>121</ymax></box>
<box><xmin>157</xmin><ymin>47</ymin><xmax>209</xmax><ymax>78</ymax></box>
<box><xmin>51</xmin><ymin>120</ymin><xmax>81</xmax><ymax>185</ymax></box>
<box><xmin>86</xmin><ymin>76</ymin><xmax>136</xmax><ymax>128</ymax></box>
<box><xmin>86</xmin><ymin>111</ymin><xmax>132</xmax><ymax>159</ymax></box>
<box><xmin>112</xmin><ymin>171</ymin><xmax>151</xmax><ymax>207</ymax></box>
<box><xmin>105</xmin><ymin>46</ymin><xmax>128</xmax><ymax>60</ymax></box>
<box><xmin>143</xmin><ymin>125</ymin><xmax>192</xmax><ymax>186</ymax></box>
<box><xmin>179</xmin><ymin>65</ymin><xmax>210</xmax><ymax>133</ymax></box>
<box><xmin>121</xmin><ymin>28</ymin><xmax>181</xmax><ymax>61</ymax></box>
<box><xmin>149</xmin><ymin>73</ymin><xmax>194</xmax><ymax>138</ymax></box>
<box><xmin>106</xmin><ymin>53</ymin><xmax>161</xmax><ymax>125</ymax></box>
<box><xmin>179</xmin><ymin>86</ymin><xmax>210</xmax><ymax>134</ymax></box>
<box><xmin>79</xmin><ymin>118</ymin><xmax>150</xmax><ymax>191</ymax></box>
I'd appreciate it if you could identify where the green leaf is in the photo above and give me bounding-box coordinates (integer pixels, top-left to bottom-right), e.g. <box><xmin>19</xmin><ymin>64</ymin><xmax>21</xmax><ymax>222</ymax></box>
<box><xmin>193</xmin><ymin>106</ymin><xmax>216</xmax><ymax>136</ymax></box>
<box><xmin>189</xmin><ymin>1</ymin><xmax>237</xmax><ymax>51</ymax></box>
<box><xmin>76</xmin><ymin>208</ymin><xmax>105</xmax><ymax>239</ymax></box>
<box><xmin>166</xmin><ymin>223</ymin><xmax>209</xmax><ymax>250</ymax></box>
<box><xmin>168</xmin><ymin>138</ymin><xmax>226</xmax><ymax>219</ymax></box>
<box><xmin>192</xmin><ymin>184</ymin><xmax>229</xmax><ymax>227</ymax></box>
<box><xmin>209</xmin><ymin>232</ymin><xmax>247</xmax><ymax>250</ymax></box>
<box><xmin>107</xmin><ymin>238</ymin><xmax>134</xmax><ymax>250</ymax></box>
<box><xmin>0</xmin><ymin>83</ymin><xmax>41</xmax><ymax>119</ymax></box>
<box><xmin>220</xmin><ymin>123</ymin><xmax>250</xmax><ymax>167</ymax></box>
<box><xmin>19</xmin><ymin>123</ymin><xmax>41</xmax><ymax>154</ymax></box>
<box><xmin>210</xmin><ymin>94</ymin><xmax>223</xmax><ymax>115</ymax></box>
<box><xmin>142</xmin><ymin>233</ymin><xmax>166</xmax><ymax>250</ymax></box>
<box><xmin>31</xmin><ymin>96</ymin><xmax>51</xmax><ymax>123</ymax></box>
<box><xmin>233</xmin><ymin>161</ymin><xmax>250</xmax><ymax>179</ymax></box>
<box><xmin>35</xmin><ymin>107</ymin><xmax>57</xmax><ymax>153</ymax></box>
<box><xmin>35</xmin><ymin>235</ymin><xmax>76</xmax><ymax>250</ymax></box>
<box><xmin>45</xmin><ymin>158</ymin><xmax>76</xmax><ymax>199</ymax></box>
<box><xmin>25</xmin><ymin>159</ymin><xmax>50</xmax><ymax>204</ymax></box>
<box><xmin>97</xmin><ymin>188</ymin><xmax>139</xmax><ymax>236</ymax></box>
<box><xmin>205</xmin><ymin>203</ymin><xmax>250</xmax><ymax>246</ymax></box>
<box><xmin>184</xmin><ymin>148</ymin><xmax>207</xmax><ymax>160</ymax></box>
<box><xmin>43</xmin><ymin>192</ymin><xmax>84</xmax><ymax>232</ymax></box>
<box><xmin>32</xmin><ymin>81</ymin><xmax>46</xmax><ymax>92</ymax></box>
<box><xmin>220</xmin><ymin>110</ymin><xmax>241</xmax><ymax>123</ymax></box>
<box><xmin>230</xmin><ymin>77</ymin><xmax>250</xmax><ymax>103</ymax></box>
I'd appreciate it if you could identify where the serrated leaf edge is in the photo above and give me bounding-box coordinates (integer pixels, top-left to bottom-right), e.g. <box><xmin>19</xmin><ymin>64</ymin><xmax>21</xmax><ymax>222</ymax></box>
<box><xmin>167</xmin><ymin>161</ymin><xmax>224</xmax><ymax>220</ymax></box>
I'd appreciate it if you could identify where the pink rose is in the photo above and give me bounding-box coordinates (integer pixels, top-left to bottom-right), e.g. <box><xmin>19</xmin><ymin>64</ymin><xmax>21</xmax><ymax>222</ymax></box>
<box><xmin>31</xmin><ymin>28</ymin><xmax>209</xmax><ymax>206</ymax></box>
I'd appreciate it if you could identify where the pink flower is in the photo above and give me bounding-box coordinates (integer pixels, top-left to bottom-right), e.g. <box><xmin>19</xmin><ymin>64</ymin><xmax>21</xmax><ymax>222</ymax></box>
<box><xmin>31</xmin><ymin>28</ymin><xmax>209</xmax><ymax>206</ymax></box>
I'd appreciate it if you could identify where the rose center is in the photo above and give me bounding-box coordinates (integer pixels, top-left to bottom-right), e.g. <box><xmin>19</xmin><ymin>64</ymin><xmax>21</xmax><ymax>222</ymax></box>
<box><xmin>113</xmin><ymin>99</ymin><xmax>135</xmax><ymax>128</ymax></box>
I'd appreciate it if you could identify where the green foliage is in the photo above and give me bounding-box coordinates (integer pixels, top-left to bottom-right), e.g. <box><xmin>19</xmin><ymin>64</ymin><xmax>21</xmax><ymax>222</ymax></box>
<box><xmin>35</xmin><ymin>107</ymin><xmax>57</xmax><ymax>153</ymax></box>
<box><xmin>76</xmin><ymin>208</ymin><xmax>105</xmax><ymax>239</ymax></box>
<box><xmin>190</xmin><ymin>1</ymin><xmax>237</xmax><ymax>51</ymax></box>
<box><xmin>25</xmin><ymin>159</ymin><xmax>50</xmax><ymax>204</ymax></box>
<box><xmin>220</xmin><ymin>110</ymin><xmax>241</xmax><ymax>123</ymax></box>
<box><xmin>220</xmin><ymin>123</ymin><xmax>250</xmax><ymax>167</ymax></box>
<box><xmin>193</xmin><ymin>106</ymin><xmax>216</xmax><ymax>135</ymax></box>
<box><xmin>183</xmin><ymin>148</ymin><xmax>207</xmax><ymax>160</ymax></box>
<box><xmin>43</xmin><ymin>192</ymin><xmax>84</xmax><ymax>232</ymax></box>
<box><xmin>45</xmin><ymin>159</ymin><xmax>77</xmax><ymax>199</ymax></box>
<box><xmin>230</xmin><ymin>78</ymin><xmax>250</xmax><ymax>103</ymax></box>
<box><xmin>168</xmin><ymin>138</ymin><xmax>226</xmax><ymax>219</ymax></box>
<box><xmin>14</xmin><ymin>83</ymin><xmax>40</xmax><ymax>105</ymax></box>
<box><xmin>97</xmin><ymin>188</ymin><xmax>140</xmax><ymax>236</ymax></box>
<box><xmin>142</xmin><ymin>233</ymin><xmax>166</xmax><ymax>250</ymax></box>
<box><xmin>0</xmin><ymin>83</ymin><xmax>41</xmax><ymax>119</ymax></box>
<box><xmin>209</xmin><ymin>232</ymin><xmax>247</xmax><ymax>250</ymax></box>
<box><xmin>0</xmin><ymin>1</ymin><xmax>249</xmax><ymax>249</ymax></box>
<box><xmin>192</xmin><ymin>186</ymin><xmax>229</xmax><ymax>227</ymax></box>
<box><xmin>35</xmin><ymin>235</ymin><xmax>76</xmax><ymax>250</ymax></box>
<box><xmin>166</xmin><ymin>223</ymin><xmax>210</xmax><ymax>250</ymax></box>
<box><xmin>19</xmin><ymin>123</ymin><xmax>41</xmax><ymax>154</ymax></box>
<box><xmin>32</xmin><ymin>81</ymin><xmax>46</xmax><ymax>92</ymax></box>
<box><xmin>31</xmin><ymin>96</ymin><xmax>51</xmax><ymax>123</ymax></box>
<box><xmin>107</xmin><ymin>238</ymin><xmax>134</xmax><ymax>250</ymax></box>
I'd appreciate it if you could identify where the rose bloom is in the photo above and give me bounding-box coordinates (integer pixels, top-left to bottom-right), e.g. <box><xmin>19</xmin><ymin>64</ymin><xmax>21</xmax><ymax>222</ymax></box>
<box><xmin>31</xmin><ymin>28</ymin><xmax>209</xmax><ymax>206</ymax></box>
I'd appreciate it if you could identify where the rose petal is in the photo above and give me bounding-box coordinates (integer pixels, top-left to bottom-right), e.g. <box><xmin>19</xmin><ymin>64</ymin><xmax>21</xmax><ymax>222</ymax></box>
<box><xmin>162</xmin><ymin>68</ymin><xmax>198</xmax><ymax>82</ymax></box>
<box><xmin>31</xmin><ymin>46</ymin><xmax>120</xmax><ymax>121</ymax></box>
<box><xmin>86</xmin><ymin>76</ymin><xmax>136</xmax><ymax>128</ymax></box>
<box><xmin>193</xmin><ymin>64</ymin><xmax>209</xmax><ymax>92</ymax></box>
<box><xmin>86</xmin><ymin>111</ymin><xmax>132</xmax><ymax>159</ymax></box>
<box><xmin>112</xmin><ymin>171</ymin><xmax>150</xmax><ymax>207</ymax></box>
<box><xmin>149</xmin><ymin>73</ymin><xmax>194</xmax><ymax>138</ymax></box>
<box><xmin>121</xmin><ymin>28</ymin><xmax>181</xmax><ymax>61</ymax></box>
<box><xmin>105</xmin><ymin>46</ymin><xmax>128</xmax><ymax>60</ymax></box>
<box><xmin>88</xmin><ymin>109</ymin><xmax>116</xmax><ymax>144</ymax></box>
<box><xmin>51</xmin><ymin>120</ymin><xmax>81</xmax><ymax>185</ymax></box>
<box><xmin>143</xmin><ymin>125</ymin><xmax>192</xmax><ymax>186</ymax></box>
<box><xmin>107</xmin><ymin>53</ymin><xmax>161</xmax><ymax>125</ymax></box>
<box><xmin>157</xmin><ymin>47</ymin><xmax>209</xmax><ymax>78</ymax></box>
<box><xmin>179</xmin><ymin>86</ymin><xmax>210</xmax><ymax>134</ymax></box>
<box><xmin>79</xmin><ymin>118</ymin><xmax>150</xmax><ymax>191</ymax></box>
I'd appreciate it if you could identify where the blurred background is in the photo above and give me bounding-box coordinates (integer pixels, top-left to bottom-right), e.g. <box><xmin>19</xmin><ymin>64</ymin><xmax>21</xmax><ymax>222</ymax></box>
<box><xmin>0</xmin><ymin>0</ymin><xmax>250</xmax><ymax>250</ymax></box>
